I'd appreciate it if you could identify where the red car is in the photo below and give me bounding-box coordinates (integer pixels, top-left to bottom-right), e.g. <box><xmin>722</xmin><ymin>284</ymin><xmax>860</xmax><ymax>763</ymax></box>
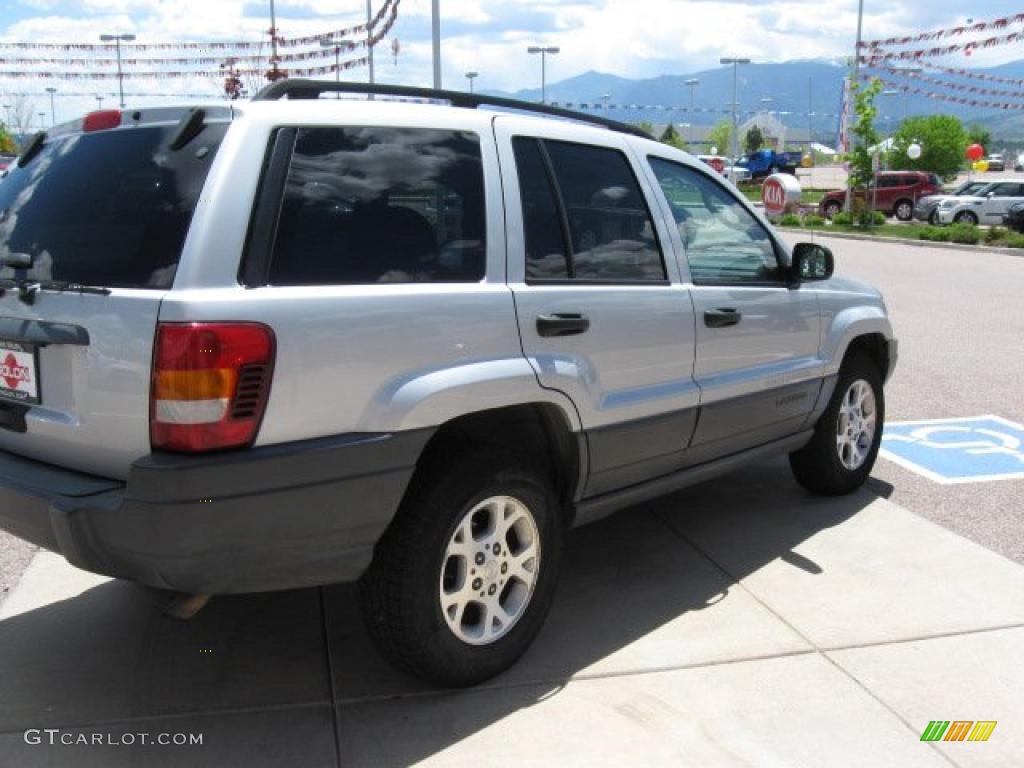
<box><xmin>820</xmin><ymin>171</ymin><xmax>942</xmax><ymax>221</ymax></box>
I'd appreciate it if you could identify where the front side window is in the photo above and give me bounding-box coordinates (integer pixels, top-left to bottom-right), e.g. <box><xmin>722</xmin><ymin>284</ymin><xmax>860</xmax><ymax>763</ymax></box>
<box><xmin>268</xmin><ymin>127</ymin><xmax>486</xmax><ymax>285</ymax></box>
<box><xmin>512</xmin><ymin>137</ymin><xmax>665</xmax><ymax>282</ymax></box>
<box><xmin>648</xmin><ymin>156</ymin><xmax>781</xmax><ymax>285</ymax></box>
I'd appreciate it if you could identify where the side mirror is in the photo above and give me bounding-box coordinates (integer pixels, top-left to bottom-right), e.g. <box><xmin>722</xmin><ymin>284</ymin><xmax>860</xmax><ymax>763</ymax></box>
<box><xmin>791</xmin><ymin>243</ymin><xmax>834</xmax><ymax>283</ymax></box>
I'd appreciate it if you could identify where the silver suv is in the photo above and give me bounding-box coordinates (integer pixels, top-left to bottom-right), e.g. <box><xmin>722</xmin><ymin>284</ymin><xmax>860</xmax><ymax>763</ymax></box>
<box><xmin>0</xmin><ymin>81</ymin><xmax>896</xmax><ymax>687</ymax></box>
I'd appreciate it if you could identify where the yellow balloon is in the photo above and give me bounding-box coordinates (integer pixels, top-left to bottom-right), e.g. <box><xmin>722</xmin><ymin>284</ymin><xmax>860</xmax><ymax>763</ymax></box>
<box><xmin>976</xmin><ymin>160</ymin><xmax>990</xmax><ymax>172</ymax></box>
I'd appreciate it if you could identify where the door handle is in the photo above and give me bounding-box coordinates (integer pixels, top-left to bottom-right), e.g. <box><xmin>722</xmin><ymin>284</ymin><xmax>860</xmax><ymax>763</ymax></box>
<box><xmin>704</xmin><ymin>308</ymin><xmax>742</xmax><ymax>328</ymax></box>
<box><xmin>537</xmin><ymin>313</ymin><xmax>590</xmax><ymax>337</ymax></box>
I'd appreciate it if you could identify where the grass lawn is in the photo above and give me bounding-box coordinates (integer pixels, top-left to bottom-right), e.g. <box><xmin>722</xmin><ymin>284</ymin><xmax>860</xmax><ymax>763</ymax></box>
<box><xmin>737</xmin><ymin>183</ymin><xmax>826</xmax><ymax>205</ymax></box>
<box><xmin>777</xmin><ymin>219</ymin><xmax>1024</xmax><ymax>248</ymax></box>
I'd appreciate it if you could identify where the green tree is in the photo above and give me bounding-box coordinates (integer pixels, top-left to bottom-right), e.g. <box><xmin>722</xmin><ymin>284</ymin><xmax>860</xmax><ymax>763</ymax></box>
<box><xmin>707</xmin><ymin>120</ymin><xmax>732</xmax><ymax>156</ymax></box>
<box><xmin>744</xmin><ymin>126</ymin><xmax>764</xmax><ymax>153</ymax></box>
<box><xmin>891</xmin><ymin>115</ymin><xmax>967</xmax><ymax>179</ymax></box>
<box><xmin>659</xmin><ymin>123</ymin><xmax>686</xmax><ymax>150</ymax></box>
<box><xmin>0</xmin><ymin>125</ymin><xmax>15</xmax><ymax>154</ymax></box>
<box><xmin>634</xmin><ymin>121</ymin><xmax>656</xmax><ymax>137</ymax></box>
<box><xmin>848</xmin><ymin>77</ymin><xmax>883</xmax><ymax>192</ymax></box>
<box><xmin>965</xmin><ymin>124</ymin><xmax>991</xmax><ymax>154</ymax></box>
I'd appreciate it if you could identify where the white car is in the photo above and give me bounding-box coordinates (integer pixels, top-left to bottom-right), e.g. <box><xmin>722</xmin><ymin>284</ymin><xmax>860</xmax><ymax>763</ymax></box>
<box><xmin>935</xmin><ymin>180</ymin><xmax>1024</xmax><ymax>225</ymax></box>
<box><xmin>696</xmin><ymin>154</ymin><xmax>751</xmax><ymax>183</ymax></box>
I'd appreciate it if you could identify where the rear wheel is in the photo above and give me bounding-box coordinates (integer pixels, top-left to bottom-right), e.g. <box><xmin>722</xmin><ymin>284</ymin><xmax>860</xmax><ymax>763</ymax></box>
<box><xmin>360</xmin><ymin>449</ymin><xmax>563</xmax><ymax>687</ymax></box>
<box><xmin>790</xmin><ymin>355</ymin><xmax>884</xmax><ymax>495</ymax></box>
<box><xmin>894</xmin><ymin>200</ymin><xmax>914</xmax><ymax>221</ymax></box>
<box><xmin>823</xmin><ymin>201</ymin><xmax>841</xmax><ymax>219</ymax></box>
<box><xmin>954</xmin><ymin>210</ymin><xmax>978</xmax><ymax>226</ymax></box>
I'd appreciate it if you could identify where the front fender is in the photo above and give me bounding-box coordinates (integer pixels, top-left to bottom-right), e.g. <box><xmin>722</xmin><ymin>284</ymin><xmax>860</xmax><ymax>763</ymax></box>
<box><xmin>821</xmin><ymin>304</ymin><xmax>895</xmax><ymax>376</ymax></box>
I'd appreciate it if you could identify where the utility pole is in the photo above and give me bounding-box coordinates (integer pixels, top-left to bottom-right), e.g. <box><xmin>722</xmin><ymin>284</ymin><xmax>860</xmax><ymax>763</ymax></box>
<box><xmin>45</xmin><ymin>87</ymin><xmax>57</xmax><ymax>126</ymax></box>
<box><xmin>684</xmin><ymin>78</ymin><xmax>699</xmax><ymax>146</ymax></box>
<box><xmin>527</xmin><ymin>46</ymin><xmax>559</xmax><ymax>104</ymax></box>
<box><xmin>720</xmin><ymin>57</ymin><xmax>750</xmax><ymax>162</ymax></box>
<box><xmin>367</xmin><ymin>0</ymin><xmax>376</xmax><ymax>85</ymax></box>
<box><xmin>100</xmin><ymin>33</ymin><xmax>136</xmax><ymax>109</ymax></box>
<box><xmin>845</xmin><ymin>0</ymin><xmax>864</xmax><ymax>213</ymax></box>
<box><xmin>431</xmin><ymin>0</ymin><xmax>441</xmax><ymax>89</ymax></box>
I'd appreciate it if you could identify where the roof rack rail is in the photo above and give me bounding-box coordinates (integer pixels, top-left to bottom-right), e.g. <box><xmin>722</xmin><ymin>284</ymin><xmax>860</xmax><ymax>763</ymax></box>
<box><xmin>251</xmin><ymin>79</ymin><xmax>651</xmax><ymax>139</ymax></box>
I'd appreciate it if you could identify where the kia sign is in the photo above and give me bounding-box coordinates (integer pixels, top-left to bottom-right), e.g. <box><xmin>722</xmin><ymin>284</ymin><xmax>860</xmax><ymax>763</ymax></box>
<box><xmin>761</xmin><ymin>173</ymin><xmax>802</xmax><ymax>217</ymax></box>
<box><xmin>709</xmin><ymin>157</ymin><xmax>725</xmax><ymax>174</ymax></box>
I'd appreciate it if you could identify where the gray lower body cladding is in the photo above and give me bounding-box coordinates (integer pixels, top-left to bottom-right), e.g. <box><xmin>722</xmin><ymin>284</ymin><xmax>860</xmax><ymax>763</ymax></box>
<box><xmin>0</xmin><ymin>430</ymin><xmax>433</xmax><ymax>594</ymax></box>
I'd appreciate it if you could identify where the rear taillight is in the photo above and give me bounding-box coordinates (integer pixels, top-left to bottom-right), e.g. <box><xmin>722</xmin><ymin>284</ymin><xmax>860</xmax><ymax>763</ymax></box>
<box><xmin>151</xmin><ymin>323</ymin><xmax>275</xmax><ymax>453</ymax></box>
<box><xmin>83</xmin><ymin>110</ymin><xmax>122</xmax><ymax>133</ymax></box>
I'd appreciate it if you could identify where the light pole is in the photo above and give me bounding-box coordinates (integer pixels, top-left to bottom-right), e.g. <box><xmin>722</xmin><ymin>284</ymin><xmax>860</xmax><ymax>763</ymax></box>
<box><xmin>320</xmin><ymin>39</ymin><xmax>353</xmax><ymax>96</ymax></box>
<box><xmin>45</xmin><ymin>87</ymin><xmax>57</xmax><ymax>127</ymax></box>
<box><xmin>684</xmin><ymin>78</ymin><xmax>699</xmax><ymax>145</ymax></box>
<box><xmin>465</xmin><ymin>71</ymin><xmax>478</xmax><ymax>93</ymax></box>
<box><xmin>99</xmin><ymin>33</ymin><xmax>136</xmax><ymax>109</ymax></box>
<box><xmin>431</xmin><ymin>0</ymin><xmax>441</xmax><ymax>89</ymax></box>
<box><xmin>366</xmin><ymin>0</ymin><xmax>375</xmax><ymax>86</ymax></box>
<box><xmin>601</xmin><ymin>93</ymin><xmax>610</xmax><ymax>116</ymax></box>
<box><xmin>527</xmin><ymin>46</ymin><xmax>559</xmax><ymax>104</ymax></box>
<box><xmin>38</xmin><ymin>112</ymin><xmax>46</xmax><ymax>131</ymax></box>
<box><xmin>720</xmin><ymin>57</ymin><xmax>750</xmax><ymax>162</ymax></box>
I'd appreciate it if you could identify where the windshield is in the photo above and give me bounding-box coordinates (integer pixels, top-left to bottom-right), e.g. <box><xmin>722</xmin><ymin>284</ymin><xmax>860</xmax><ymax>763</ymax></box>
<box><xmin>0</xmin><ymin>122</ymin><xmax>227</xmax><ymax>289</ymax></box>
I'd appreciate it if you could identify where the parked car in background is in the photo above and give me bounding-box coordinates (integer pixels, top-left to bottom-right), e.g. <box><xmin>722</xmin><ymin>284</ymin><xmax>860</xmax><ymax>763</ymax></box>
<box><xmin>736</xmin><ymin>149</ymin><xmax>802</xmax><ymax>180</ymax></box>
<box><xmin>1014</xmin><ymin>153</ymin><xmax>1024</xmax><ymax>172</ymax></box>
<box><xmin>913</xmin><ymin>180</ymin><xmax>989</xmax><ymax>225</ymax></box>
<box><xmin>986</xmin><ymin>154</ymin><xmax>1005</xmax><ymax>172</ymax></box>
<box><xmin>1003</xmin><ymin>200</ymin><xmax>1024</xmax><ymax>233</ymax></box>
<box><xmin>0</xmin><ymin>155</ymin><xmax>16</xmax><ymax>178</ymax></box>
<box><xmin>695</xmin><ymin>154</ymin><xmax>751</xmax><ymax>183</ymax></box>
<box><xmin>820</xmin><ymin>171</ymin><xmax>942</xmax><ymax>221</ymax></box>
<box><xmin>934</xmin><ymin>180</ymin><xmax>1024</xmax><ymax>225</ymax></box>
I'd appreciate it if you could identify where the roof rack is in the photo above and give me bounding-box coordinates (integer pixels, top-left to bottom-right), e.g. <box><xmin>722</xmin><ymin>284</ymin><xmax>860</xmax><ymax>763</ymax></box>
<box><xmin>251</xmin><ymin>79</ymin><xmax>651</xmax><ymax>139</ymax></box>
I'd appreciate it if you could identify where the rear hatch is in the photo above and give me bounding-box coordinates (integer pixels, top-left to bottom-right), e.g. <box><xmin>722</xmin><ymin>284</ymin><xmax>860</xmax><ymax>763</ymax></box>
<box><xmin>0</xmin><ymin>106</ymin><xmax>231</xmax><ymax>479</ymax></box>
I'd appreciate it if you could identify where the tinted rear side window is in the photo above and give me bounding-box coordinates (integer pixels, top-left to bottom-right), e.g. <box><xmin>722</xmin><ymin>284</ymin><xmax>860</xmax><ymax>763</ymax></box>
<box><xmin>512</xmin><ymin>137</ymin><xmax>570</xmax><ymax>279</ymax></box>
<box><xmin>0</xmin><ymin>123</ymin><xmax>228</xmax><ymax>289</ymax></box>
<box><xmin>268</xmin><ymin>127</ymin><xmax>486</xmax><ymax>285</ymax></box>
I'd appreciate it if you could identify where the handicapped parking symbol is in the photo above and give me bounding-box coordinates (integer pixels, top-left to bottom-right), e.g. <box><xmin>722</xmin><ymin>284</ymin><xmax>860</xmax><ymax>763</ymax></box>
<box><xmin>880</xmin><ymin>416</ymin><xmax>1024</xmax><ymax>484</ymax></box>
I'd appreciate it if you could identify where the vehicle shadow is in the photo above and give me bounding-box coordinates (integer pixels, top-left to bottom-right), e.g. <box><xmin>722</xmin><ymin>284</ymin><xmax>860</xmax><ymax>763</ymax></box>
<box><xmin>0</xmin><ymin>456</ymin><xmax>888</xmax><ymax>767</ymax></box>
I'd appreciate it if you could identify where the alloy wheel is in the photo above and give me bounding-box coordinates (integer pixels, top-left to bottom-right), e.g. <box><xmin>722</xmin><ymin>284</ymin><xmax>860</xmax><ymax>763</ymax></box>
<box><xmin>835</xmin><ymin>379</ymin><xmax>877</xmax><ymax>471</ymax></box>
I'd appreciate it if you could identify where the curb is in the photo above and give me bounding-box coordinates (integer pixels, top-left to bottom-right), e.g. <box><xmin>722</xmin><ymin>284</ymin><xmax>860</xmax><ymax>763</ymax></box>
<box><xmin>775</xmin><ymin>227</ymin><xmax>1024</xmax><ymax>258</ymax></box>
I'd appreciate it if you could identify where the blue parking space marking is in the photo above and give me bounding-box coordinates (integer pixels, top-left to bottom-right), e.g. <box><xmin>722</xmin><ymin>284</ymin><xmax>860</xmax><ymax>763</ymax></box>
<box><xmin>880</xmin><ymin>416</ymin><xmax>1024</xmax><ymax>484</ymax></box>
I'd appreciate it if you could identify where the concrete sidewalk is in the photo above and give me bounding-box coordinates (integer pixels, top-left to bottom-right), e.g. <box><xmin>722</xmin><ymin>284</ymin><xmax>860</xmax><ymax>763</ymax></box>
<box><xmin>1</xmin><ymin>458</ymin><xmax>1022</xmax><ymax>767</ymax></box>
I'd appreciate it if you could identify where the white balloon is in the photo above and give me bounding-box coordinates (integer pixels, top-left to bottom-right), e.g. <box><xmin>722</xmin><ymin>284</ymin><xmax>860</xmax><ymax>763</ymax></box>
<box><xmin>907</xmin><ymin>143</ymin><xmax>922</xmax><ymax>160</ymax></box>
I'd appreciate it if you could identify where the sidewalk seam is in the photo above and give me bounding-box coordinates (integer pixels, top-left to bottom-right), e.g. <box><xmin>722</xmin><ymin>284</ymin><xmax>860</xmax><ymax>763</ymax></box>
<box><xmin>651</xmin><ymin>508</ymin><xmax>963</xmax><ymax>768</ymax></box>
<box><xmin>318</xmin><ymin>586</ymin><xmax>344</xmax><ymax>768</ymax></box>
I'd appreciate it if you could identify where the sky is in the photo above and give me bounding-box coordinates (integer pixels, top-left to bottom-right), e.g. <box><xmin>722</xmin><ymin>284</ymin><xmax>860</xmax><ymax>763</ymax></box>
<box><xmin>2</xmin><ymin>0</ymin><xmax>1024</xmax><ymax>127</ymax></box>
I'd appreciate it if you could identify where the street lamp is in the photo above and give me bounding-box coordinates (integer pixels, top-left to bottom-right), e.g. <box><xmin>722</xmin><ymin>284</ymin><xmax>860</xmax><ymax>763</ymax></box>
<box><xmin>38</xmin><ymin>112</ymin><xmax>46</xmax><ymax>131</ymax></box>
<box><xmin>720</xmin><ymin>57</ymin><xmax>750</xmax><ymax>162</ymax></box>
<box><xmin>601</xmin><ymin>93</ymin><xmax>610</xmax><ymax>115</ymax></box>
<box><xmin>465</xmin><ymin>71</ymin><xmax>478</xmax><ymax>93</ymax></box>
<box><xmin>99</xmin><ymin>33</ymin><xmax>137</xmax><ymax>109</ymax></box>
<box><xmin>45</xmin><ymin>87</ymin><xmax>57</xmax><ymax>127</ymax></box>
<box><xmin>320</xmin><ymin>39</ymin><xmax>353</xmax><ymax>97</ymax></box>
<box><xmin>684</xmin><ymin>78</ymin><xmax>699</xmax><ymax>145</ymax></box>
<box><xmin>527</xmin><ymin>46</ymin><xmax>560</xmax><ymax>104</ymax></box>
<box><xmin>95</xmin><ymin>95</ymin><xmax>104</xmax><ymax>111</ymax></box>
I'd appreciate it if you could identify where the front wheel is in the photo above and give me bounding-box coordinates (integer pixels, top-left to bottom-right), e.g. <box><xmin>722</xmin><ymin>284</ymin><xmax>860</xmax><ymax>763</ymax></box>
<box><xmin>928</xmin><ymin>208</ymin><xmax>940</xmax><ymax>225</ymax></box>
<box><xmin>823</xmin><ymin>201</ymin><xmax>842</xmax><ymax>219</ymax></box>
<box><xmin>790</xmin><ymin>355</ymin><xmax>885</xmax><ymax>495</ymax></box>
<box><xmin>954</xmin><ymin>211</ymin><xmax>978</xmax><ymax>226</ymax></box>
<box><xmin>360</xmin><ymin>449</ymin><xmax>563</xmax><ymax>687</ymax></box>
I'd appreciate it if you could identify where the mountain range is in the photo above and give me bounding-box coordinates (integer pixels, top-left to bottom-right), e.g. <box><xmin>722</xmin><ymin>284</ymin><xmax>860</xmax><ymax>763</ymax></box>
<box><xmin>486</xmin><ymin>59</ymin><xmax>1024</xmax><ymax>142</ymax></box>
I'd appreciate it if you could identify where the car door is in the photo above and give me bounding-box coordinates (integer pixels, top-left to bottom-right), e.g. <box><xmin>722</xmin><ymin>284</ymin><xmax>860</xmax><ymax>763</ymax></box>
<box><xmin>641</xmin><ymin>154</ymin><xmax>823</xmax><ymax>464</ymax></box>
<box><xmin>982</xmin><ymin>182</ymin><xmax>1024</xmax><ymax>222</ymax></box>
<box><xmin>493</xmin><ymin>117</ymin><xmax>699</xmax><ymax>497</ymax></box>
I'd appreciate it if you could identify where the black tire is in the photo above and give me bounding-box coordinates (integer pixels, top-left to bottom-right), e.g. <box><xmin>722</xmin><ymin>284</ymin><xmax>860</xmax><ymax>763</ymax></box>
<box><xmin>928</xmin><ymin>208</ymin><xmax>939</xmax><ymax>226</ymax></box>
<box><xmin>894</xmin><ymin>200</ymin><xmax>914</xmax><ymax>221</ymax></box>
<box><xmin>823</xmin><ymin>201</ymin><xmax>841</xmax><ymax>219</ymax></box>
<box><xmin>954</xmin><ymin>211</ymin><xmax>978</xmax><ymax>226</ymax></box>
<box><xmin>789</xmin><ymin>355</ymin><xmax>885</xmax><ymax>495</ymax></box>
<box><xmin>360</xmin><ymin>448</ymin><xmax>563</xmax><ymax>687</ymax></box>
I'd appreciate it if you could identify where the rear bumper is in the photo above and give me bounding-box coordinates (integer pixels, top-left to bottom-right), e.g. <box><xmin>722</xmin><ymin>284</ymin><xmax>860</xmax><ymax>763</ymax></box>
<box><xmin>0</xmin><ymin>430</ymin><xmax>433</xmax><ymax>594</ymax></box>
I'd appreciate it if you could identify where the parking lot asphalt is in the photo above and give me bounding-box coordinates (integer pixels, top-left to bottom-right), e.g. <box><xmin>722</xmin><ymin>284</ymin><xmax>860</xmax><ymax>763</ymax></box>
<box><xmin>1</xmin><ymin>236</ymin><xmax>1023</xmax><ymax>767</ymax></box>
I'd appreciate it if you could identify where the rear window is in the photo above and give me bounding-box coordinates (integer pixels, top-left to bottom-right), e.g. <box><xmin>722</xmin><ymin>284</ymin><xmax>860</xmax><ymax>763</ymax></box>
<box><xmin>0</xmin><ymin>122</ymin><xmax>228</xmax><ymax>289</ymax></box>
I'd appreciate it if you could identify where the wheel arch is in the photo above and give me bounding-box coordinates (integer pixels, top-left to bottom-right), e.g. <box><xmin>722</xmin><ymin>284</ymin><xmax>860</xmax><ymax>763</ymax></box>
<box><xmin>822</xmin><ymin>308</ymin><xmax>896</xmax><ymax>382</ymax></box>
